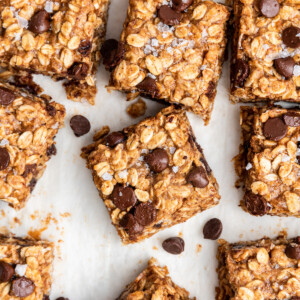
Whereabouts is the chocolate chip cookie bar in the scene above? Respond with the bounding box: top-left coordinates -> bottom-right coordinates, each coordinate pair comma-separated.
105,0 -> 230,123
0,80 -> 65,209
217,234 -> 300,300
117,258 -> 194,299
0,234 -> 54,299
231,0 -> 300,103
234,106 -> 300,217
81,106 -> 220,244
0,0 -> 110,104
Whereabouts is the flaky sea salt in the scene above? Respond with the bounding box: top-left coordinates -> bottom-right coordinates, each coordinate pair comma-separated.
147,73 -> 156,79
118,170 -> 128,179
202,29 -> 208,39
169,147 -> 176,154
45,1 -> 54,13
200,64 -> 207,71
245,163 -> 252,170
172,166 -> 179,173
15,264 -> 27,277
294,65 -> 300,76
102,172 -> 113,181
16,14 -> 28,28
0,139 -> 9,146
282,155 -> 290,162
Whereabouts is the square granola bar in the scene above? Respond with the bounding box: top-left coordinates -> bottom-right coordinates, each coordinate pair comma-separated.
231,0 -> 300,103
106,0 -> 230,123
0,0 -> 110,104
217,235 -> 300,300
82,106 -> 220,244
117,258 -> 194,299
234,106 -> 300,217
0,234 -> 54,300
0,80 -> 65,210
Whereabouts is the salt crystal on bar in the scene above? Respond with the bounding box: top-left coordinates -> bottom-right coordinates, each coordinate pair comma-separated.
200,64 -> 207,70
15,264 -> 27,277
172,166 -> 179,173
45,1 -> 53,13
0,139 -> 9,146
118,170 -> 128,179
102,172 -> 113,181
202,29 -> 208,39
16,15 -> 28,28
294,65 -> 300,76
169,147 -> 176,154
151,39 -> 159,47
282,155 -> 290,162
245,163 -> 252,170
147,73 -> 156,79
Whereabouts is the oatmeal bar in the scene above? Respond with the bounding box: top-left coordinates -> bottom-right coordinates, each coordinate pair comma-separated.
117,258 -> 194,299
0,0 -> 110,104
217,234 -> 300,300
0,80 -> 65,209
0,234 -> 54,300
231,0 -> 300,103
234,106 -> 300,217
106,0 -> 230,123
81,106 -> 219,244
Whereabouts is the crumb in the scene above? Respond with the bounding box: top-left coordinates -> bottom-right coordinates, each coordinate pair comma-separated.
13,217 -> 21,225
153,246 -> 158,250
250,229 -> 254,232
59,212 -> 71,218
126,98 -> 147,118
178,232 -> 183,237
0,226 -> 10,235
196,244 -> 202,254
93,126 -> 110,141
239,234 -> 243,238
1,210 -> 5,217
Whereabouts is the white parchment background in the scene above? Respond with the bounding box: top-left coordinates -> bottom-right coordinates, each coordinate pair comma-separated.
0,0 -> 300,299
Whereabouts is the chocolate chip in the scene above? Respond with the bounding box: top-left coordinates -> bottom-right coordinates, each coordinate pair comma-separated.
28,10 -> 50,34
205,81 -> 215,99
283,112 -> 300,127
285,244 -> 300,259
186,166 -> 208,188
101,39 -> 125,71
0,148 -> 10,171
111,185 -> 137,210
70,115 -> 91,137
22,164 -> 37,178
134,202 -> 157,226
258,0 -> 279,18
203,218 -> 223,240
42,295 -> 50,300
200,157 -> 211,175
10,277 -> 35,297
263,117 -> 287,141
46,144 -> 57,156
67,62 -> 89,80
0,87 -> 15,106
78,39 -> 92,56
120,213 -> 144,236
45,103 -> 56,116
291,297 -> 300,300
233,59 -> 250,87
136,77 -> 159,98
162,237 -> 185,254
158,5 -> 182,26
274,57 -> 295,78
29,178 -> 37,192
105,132 -> 125,148
172,0 -> 193,11
56,298 -> 69,300
244,191 -> 269,216
282,26 -> 300,48
145,148 -> 169,173
0,261 -> 14,282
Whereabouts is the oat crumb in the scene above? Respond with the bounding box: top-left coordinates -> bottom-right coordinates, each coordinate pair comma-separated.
196,244 -> 202,254
126,98 -> 147,118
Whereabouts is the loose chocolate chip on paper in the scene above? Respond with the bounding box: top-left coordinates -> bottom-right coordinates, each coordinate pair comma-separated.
162,237 -> 185,254
134,202 -> 157,226
283,112 -> 300,127
105,132 -> 125,147
70,115 -> 91,137
0,87 -> 15,106
28,10 -> 50,34
285,244 -> 300,259
172,0 -> 193,11
186,166 -> 209,188
263,117 -> 287,141
158,5 -> 182,26
120,213 -> 144,236
136,77 -> 159,98
0,148 -> 10,171
111,185 -> 137,210
233,59 -> 250,87
203,218 -> 223,240
274,57 -> 295,78
67,62 -> 89,80
258,0 -> 279,18
0,261 -> 14,282
78,39 -> 92,56
244,192 -> 269,216
46,144 -> 57,156
10,277 -> 35,297
282,26 -> 300,48
145,148 -> 169,173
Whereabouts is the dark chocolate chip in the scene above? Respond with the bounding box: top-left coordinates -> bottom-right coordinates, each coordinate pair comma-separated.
233,59 -> 250,87
291,297 -> 300,300
274,57 -> 295,78
29,178 -> 37,192
172,0 -> 193,11
158,5 -> 182,26
186,166 -> 209,188
258,0 -> 279,18
263,117 -> 287,141
282,26 -> 300,48
205,81 -> 215,99
111,185 -> 137,210
244,191 -> 269,216
285,244 -> 300,259
203,218 -> 223,240
283,112 -> 300,127
0,261 -> 14,282
162,237 -> 185,254
0,148 -> 10,171
56,298 -> 69,300
46,144 -> 57,156
134,202 -> 157,226
105,132 -> 125,148
136,77 -> 159,98
0,87 -> 15,106
101,39 -> 125,71
42,295 -> 50,300
10,277 -> 35,297
200,157 -> 211,175
14,74 -> 42,95
28,10 -> 50,34
22,164 -> 37,178
45,103 -> 56,117
67,62 -> 89,80
120,213 -> 144,236
78,39 -> 92,56
70,115 -> 91,137
145,148 -> 169,173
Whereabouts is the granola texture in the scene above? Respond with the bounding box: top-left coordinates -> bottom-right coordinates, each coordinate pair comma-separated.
117,258 -> 194,300
0,0 -> 110,104
0,80 -> 65,210
108,0 -> 230,123
217,235 -> 300,300
0,234 -> 54,299
231,0 -> 300,103
82,106 -> 220,244
234,106 -> 300,217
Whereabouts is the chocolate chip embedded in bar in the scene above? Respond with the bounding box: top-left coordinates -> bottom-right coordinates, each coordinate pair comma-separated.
0,0 -> 110,104
230,0 -> 300,103
234,106 -> 300,217
106,0 -> 230,124
217,235 -> 300,300
0,234 -> 54,300
117,258 -> 194,299
81,106 -> 220,244
0,80 -> 65,210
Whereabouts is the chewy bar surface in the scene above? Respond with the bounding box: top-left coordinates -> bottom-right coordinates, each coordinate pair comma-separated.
0,80 -> 65,210
0,235 -> 54,299
231,0 -> 300,103
108,0 -> 230,123
82,106 -> 220,244
0,0 -> 110,104
235,106 -> 300,217
117,258 -> 194,299
217,235 -> 300,300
